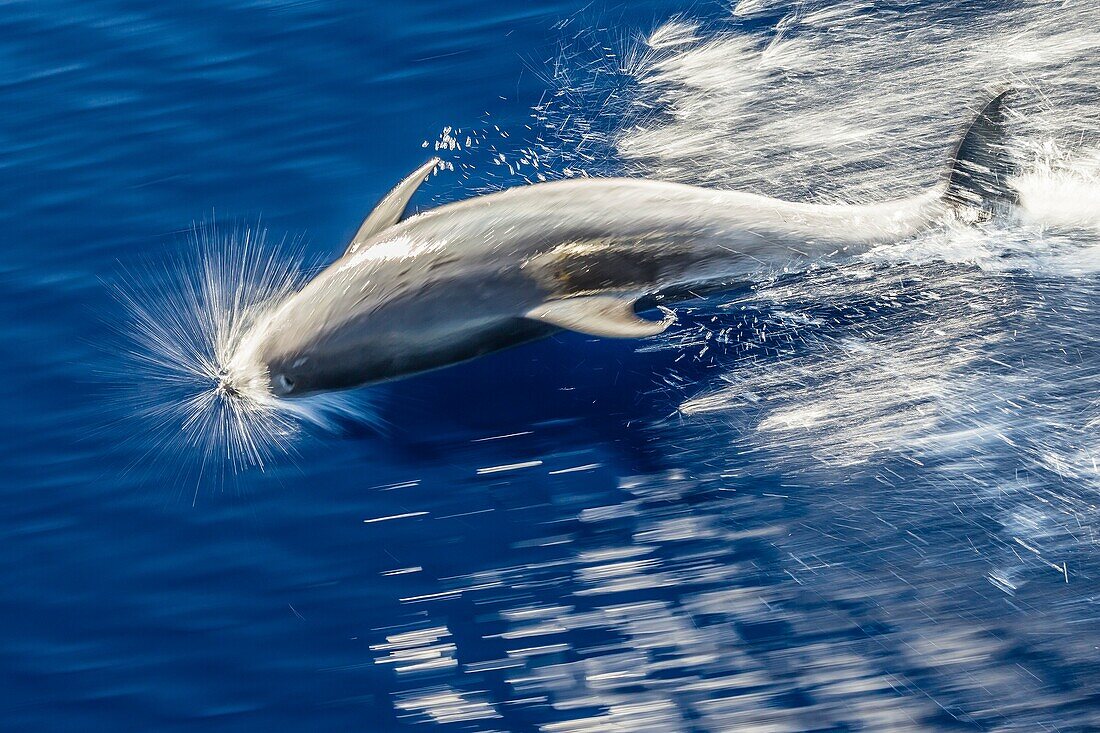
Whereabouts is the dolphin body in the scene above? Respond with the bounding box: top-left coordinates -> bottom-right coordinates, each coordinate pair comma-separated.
227,93 -> 1016,398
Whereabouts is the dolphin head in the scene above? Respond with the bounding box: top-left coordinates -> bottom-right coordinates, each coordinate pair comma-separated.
222,266 -> 410,399
243,335 -> 316,398
225,305 -> 352,399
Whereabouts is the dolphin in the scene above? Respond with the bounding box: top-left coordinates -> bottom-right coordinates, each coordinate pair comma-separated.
226,92 -> 1017,398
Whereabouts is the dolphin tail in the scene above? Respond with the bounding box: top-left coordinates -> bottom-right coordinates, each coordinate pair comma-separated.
943,90 -> 1020,223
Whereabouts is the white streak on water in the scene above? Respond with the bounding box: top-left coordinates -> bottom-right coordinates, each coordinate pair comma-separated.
363,511 -> 429,524
476,460 -> 545,474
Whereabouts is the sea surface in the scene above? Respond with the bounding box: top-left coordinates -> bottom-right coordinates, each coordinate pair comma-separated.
3,0 -> 1099,730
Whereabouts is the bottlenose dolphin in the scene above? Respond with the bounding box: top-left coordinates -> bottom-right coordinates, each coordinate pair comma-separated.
226,92 -> 1017,398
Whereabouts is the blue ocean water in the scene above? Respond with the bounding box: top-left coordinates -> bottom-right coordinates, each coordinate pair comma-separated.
3,0 -> 1099,731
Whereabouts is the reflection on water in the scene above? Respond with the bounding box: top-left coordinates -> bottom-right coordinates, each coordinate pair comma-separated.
364,266 -> 1099,731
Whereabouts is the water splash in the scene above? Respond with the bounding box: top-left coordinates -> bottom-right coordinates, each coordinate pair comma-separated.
610,0 -> 1100,589
106,223 -> 369,494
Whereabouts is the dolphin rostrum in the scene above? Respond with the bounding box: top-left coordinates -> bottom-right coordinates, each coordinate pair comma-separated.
226,92 -> 1017,398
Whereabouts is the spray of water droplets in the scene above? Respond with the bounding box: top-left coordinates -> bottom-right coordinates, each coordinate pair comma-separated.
105,223 -> 373,493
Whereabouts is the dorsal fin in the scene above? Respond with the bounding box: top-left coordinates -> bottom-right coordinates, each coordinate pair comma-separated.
345,158 -> 440,256
524,295 -> 674,338
944,90 -> 1019,223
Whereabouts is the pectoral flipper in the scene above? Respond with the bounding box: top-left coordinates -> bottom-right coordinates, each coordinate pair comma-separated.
524,295 -> 674,338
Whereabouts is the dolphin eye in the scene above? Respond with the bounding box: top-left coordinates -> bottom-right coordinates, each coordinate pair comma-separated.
274,373 -> 295,393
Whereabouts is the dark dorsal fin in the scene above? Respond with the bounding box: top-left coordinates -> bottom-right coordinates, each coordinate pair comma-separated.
944,90 -> 1019,223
